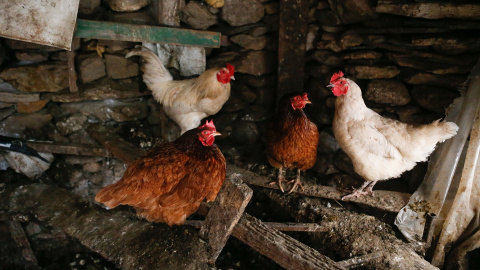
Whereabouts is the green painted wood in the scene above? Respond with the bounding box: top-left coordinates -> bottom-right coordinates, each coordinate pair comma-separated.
74,19 -> 221,48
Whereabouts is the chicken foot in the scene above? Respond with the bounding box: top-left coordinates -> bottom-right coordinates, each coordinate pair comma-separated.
270,168 -> 304,194
341,180 -> 376,200
270,167 -> 287,192
285,168 -> 304,194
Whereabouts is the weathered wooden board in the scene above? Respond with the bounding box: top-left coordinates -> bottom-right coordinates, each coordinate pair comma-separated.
200,176 -> 253,263
74,19 -> 221,48
27,141 -> 111,158
376,1 -> 480,20
276,0 -> 309,104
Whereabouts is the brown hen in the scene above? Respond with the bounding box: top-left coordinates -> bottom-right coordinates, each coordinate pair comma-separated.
95,120 -> 226,226
266,93 -> 319,194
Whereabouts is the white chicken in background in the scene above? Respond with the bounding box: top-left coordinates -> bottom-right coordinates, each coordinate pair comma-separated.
328,71 -> 459,199
126,46 -> 235,134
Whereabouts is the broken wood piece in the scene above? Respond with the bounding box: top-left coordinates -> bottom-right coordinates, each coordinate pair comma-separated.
187,220 -> 328,233
86,124 -> 143,164
376,1 -> 480,20
7,220 -> 39,269
27,141 -> 111,158
226,165 -> 409,213
74,19 -> 221,48
199,175 -> 253,263
67,38 -> 80,93
232,214 -> 345,270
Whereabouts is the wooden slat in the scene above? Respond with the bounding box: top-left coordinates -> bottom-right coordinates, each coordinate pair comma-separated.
200,176 -> 253,263
233,214 -> 345,270
27,141 -> 111,157
67,38 -> 80,93
74,19 -> 221,48
276,0 -> 309,104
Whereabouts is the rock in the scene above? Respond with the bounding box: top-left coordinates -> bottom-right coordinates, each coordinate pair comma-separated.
345,65 -> 400,79
222,95 -> 247,112
106,0 -> 149,12
104,54 -> 139,79
306,77 -> 334,101
56,114 -> 88,136
385,105 -> 422,124
249,26 -> 270,37
147,43 -> 206,76
0,82 -> 40,103
318,130 -> 340,153
232,121 -> 259,144
386,53 -> 471,75
0,102 -> 13,109
316,10 -> 343,26
50,51 -> 68,61
3,151 -> 53,179
0,111 -> 52,138
221,0 -> 265,27
205,0 -> 224,8
404,72 -> 465,89
311,50 -> 343,67
15,52 -> 49,63
365,79 -> 411,106
79,0 -> 101,15
239,85 -> 258,103
17,100 -> 49,113
181,1 -> 218,30
329,0 -> 377,24
234,50 -> 276,76
77,53 -> 107,83
412,37 -> 480,55
344,51 -> 382,60
263,2 -> 279,14
238,105 -> 271,122
306,25 -> 320,51
60,99 -> 148,122
83,162 -> 103,173
230,34 -> 269,50
0,63 -> 69,93
410,86 -> 460,114
0,107 -> 15,121
253,86 -> 275,107
68,129 -> 99,145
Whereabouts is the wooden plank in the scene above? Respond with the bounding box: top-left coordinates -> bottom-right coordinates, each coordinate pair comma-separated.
376,1 -> 480,20
188,220 -> 327,233
277,0 -> 309,104
227,165 -> 410,213
233,214 -> 345,270
27,141 -> 111,157
199,176 -> 253,263
7,220 -> 39,270
74,19 -> 221,48
67,38 -> 80,93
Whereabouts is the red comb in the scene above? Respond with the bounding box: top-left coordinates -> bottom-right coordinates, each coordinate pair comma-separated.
226,63 -> 235,75
199,120 -> 216,131
302,93 -> 309,99
330,71 -> 344,83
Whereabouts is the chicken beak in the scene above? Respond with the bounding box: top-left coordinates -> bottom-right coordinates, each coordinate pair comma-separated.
213,131 -> 222,137
230,75 -> 235,80
305,100 -> 312,104
326,83 -> 334,88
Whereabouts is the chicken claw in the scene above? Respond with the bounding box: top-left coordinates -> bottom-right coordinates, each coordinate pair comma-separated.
286,168 -> 304,194
269,167 -> 287,192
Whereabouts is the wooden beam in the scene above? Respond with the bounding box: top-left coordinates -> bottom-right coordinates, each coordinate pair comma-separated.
27,141 -> 111,158
232,214 -> 345,270
67,38 -> 80,93
227,165 -> 409,213
74,19 -> 221,48
277,0 -> 309,104
199,176 -> 253,263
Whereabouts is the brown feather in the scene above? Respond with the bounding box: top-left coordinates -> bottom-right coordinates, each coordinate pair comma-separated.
95,127 -> 226,226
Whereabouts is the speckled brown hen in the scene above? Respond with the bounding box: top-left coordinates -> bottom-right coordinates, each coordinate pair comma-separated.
95,120 -> 226,226
266,93 -> 319,194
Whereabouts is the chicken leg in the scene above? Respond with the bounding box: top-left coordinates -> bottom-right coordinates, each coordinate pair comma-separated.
286,168 -> 304,194
341,180 -> 376,200
270,167 -> 288,192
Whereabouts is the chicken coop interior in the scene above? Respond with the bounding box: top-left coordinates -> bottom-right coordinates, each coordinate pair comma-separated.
1,0 -> 480,269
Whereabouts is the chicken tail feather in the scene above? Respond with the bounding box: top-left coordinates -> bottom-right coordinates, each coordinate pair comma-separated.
431,120 -> 459,143
126,45 -> 173,84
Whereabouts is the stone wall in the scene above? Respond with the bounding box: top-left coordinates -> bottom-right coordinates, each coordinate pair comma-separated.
0,0 -> 479,195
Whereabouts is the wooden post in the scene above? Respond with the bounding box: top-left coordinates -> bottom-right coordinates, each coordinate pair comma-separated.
67,38 -> 80,93
199,175 -> 253,263
277,0 -> 309,105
